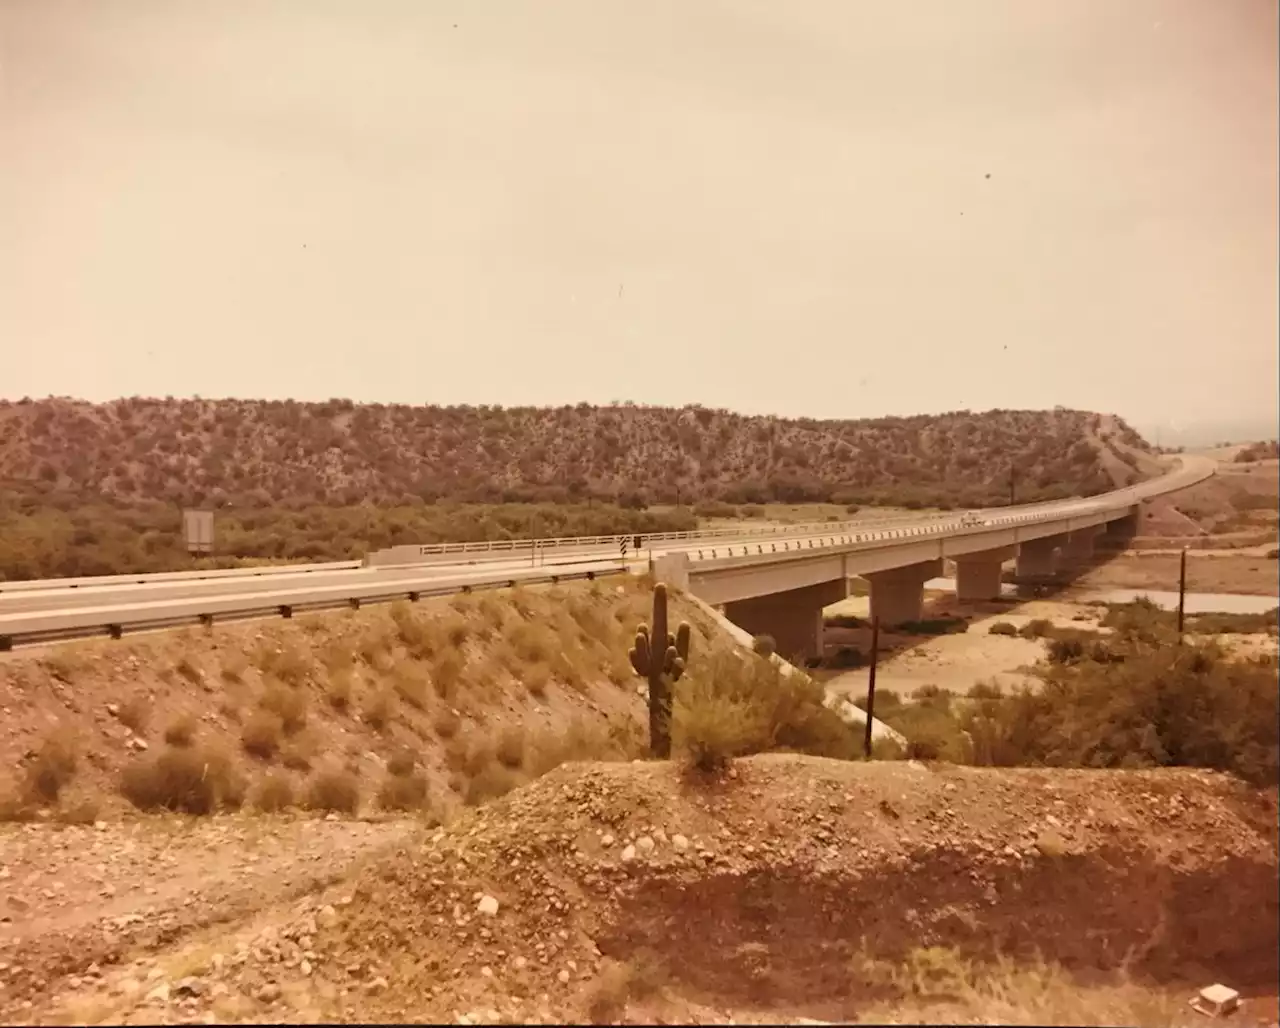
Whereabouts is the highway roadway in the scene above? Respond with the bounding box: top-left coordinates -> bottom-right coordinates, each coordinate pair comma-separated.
0,454 -> 1216,649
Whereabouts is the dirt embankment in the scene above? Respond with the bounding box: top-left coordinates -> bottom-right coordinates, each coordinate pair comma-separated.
1130,457 -> 1278,547
15,757 -> 1276,1027
0,578 -> 728,823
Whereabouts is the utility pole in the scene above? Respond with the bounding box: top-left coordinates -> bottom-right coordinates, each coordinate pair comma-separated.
862,615 -> 881,758
1177,547 -> 1188,641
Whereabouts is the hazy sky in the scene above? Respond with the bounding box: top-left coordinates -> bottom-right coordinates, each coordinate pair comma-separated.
2,0 -> 1277,433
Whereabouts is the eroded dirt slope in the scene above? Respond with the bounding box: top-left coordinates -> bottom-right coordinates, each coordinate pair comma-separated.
20,756 -> 1276,1026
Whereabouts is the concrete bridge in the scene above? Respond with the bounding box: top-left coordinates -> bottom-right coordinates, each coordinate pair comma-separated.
648,456 -> 1213,662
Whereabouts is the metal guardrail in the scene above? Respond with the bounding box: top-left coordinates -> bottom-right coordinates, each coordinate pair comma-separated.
0,563 -> 626,651
0,560 -> 364,594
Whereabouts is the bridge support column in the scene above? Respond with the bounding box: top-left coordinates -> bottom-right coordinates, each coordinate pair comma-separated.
723,580 -> 848,664
953,545 -> 1017,602
1103,505 -> 1140,544
1059,527 -> 1102,565
1016,536 -> 1064,578
866,559 -> 942,627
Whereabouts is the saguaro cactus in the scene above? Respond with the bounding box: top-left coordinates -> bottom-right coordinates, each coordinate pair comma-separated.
629,582 -> 692,758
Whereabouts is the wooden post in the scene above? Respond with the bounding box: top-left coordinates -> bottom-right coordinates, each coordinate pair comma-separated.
863,615 -> 881,758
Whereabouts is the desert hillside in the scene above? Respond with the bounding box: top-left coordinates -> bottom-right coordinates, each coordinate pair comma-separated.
2,574 -> 1277,1024
0,398 -> 1150,509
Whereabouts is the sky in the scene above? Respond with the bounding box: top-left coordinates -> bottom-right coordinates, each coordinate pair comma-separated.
1,0 -> 1277,440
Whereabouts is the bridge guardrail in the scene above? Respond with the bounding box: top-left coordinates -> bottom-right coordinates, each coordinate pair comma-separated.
0,563 -> 626,651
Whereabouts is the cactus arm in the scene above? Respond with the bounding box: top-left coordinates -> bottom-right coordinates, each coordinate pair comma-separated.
675,622 -> 691,662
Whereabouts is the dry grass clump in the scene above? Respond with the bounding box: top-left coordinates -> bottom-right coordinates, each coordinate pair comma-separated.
174,656 -> 202,684
219,650 -> 250,683
119,745 -> 246,815
258,679 -> 308,734
241,710 -> 284,759
377,773 -> 430,812
391,662 -> 430,709
362,688 -> 396,732
584,955 -> 667,1024
987,621 -> 1018,636
163,713 -> 199,748
386,747 -> 418,777
117,694 -> 151,735
252,771 -> 297,812
509,621 -> 555,664
494,725 -> 527,769
2,729 -> 82,815
303,767 -> 360,814
376,769 -> 432,812
253,641 -> 311,685
353,624 -> 395,670
851,946 -> 1184,1027
431,650 -> 467,703
462,762 -> 521,806
28,729 -> 80,802
280,736 -> 315,771
1018,618 -> 1056,640
432,707 -> 461,739
326,666 -> 355,711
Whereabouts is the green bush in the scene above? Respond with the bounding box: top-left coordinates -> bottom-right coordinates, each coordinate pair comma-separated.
965,640 -> 1278,785
1018,618 -> 1056,640
672,652 -> 859,770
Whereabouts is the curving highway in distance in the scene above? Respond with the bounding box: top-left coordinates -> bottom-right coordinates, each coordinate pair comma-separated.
0,455 -> 1215,650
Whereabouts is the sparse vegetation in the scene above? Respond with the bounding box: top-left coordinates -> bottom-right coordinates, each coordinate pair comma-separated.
987,621 -> 1018,636
119,745 -> 246,814
23,729 -> 80,804
870,612 -> 1279,785
252,771 -> 297,812
376,770 -> 431,813
304,768 -> 361,814
116,694 -> 151,735
361,689 -> 396,732
162,713 -> 199,748
0,401 -> 1142,581
240,711 -> 284,759
1234,439 -> 1279,463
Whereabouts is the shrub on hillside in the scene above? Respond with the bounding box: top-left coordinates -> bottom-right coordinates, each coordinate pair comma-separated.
120,745 -> 246,814
672,652 -> 859,770
987,621 -> 1018,637
304,768 -> 360,814
0,400 -> 1146,579
965,641 -> 1279,785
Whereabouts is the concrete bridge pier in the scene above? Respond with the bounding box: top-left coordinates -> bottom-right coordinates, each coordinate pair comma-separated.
723,580 -> 848,664
866,559 -> 942,627
954,545 -> 1017,602
1059,526 -> 1103,565
1015,536 -> 1064,578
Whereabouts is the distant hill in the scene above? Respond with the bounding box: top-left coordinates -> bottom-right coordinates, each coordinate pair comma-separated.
0,398 -> 1151,510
